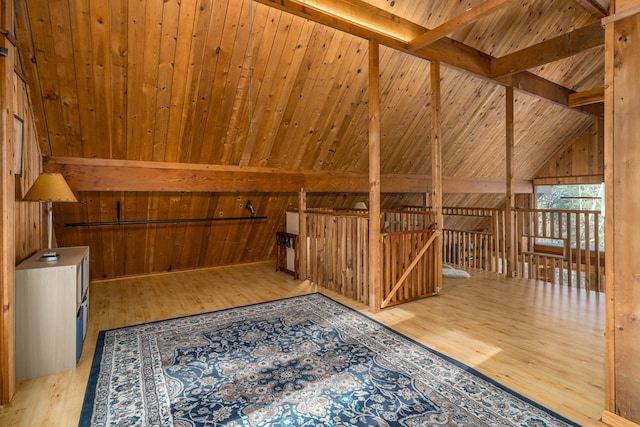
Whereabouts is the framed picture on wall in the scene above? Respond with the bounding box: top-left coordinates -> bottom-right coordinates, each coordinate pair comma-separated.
14,115 -> 23,176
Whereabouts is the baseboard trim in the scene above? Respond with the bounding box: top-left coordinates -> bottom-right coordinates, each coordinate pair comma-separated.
602,410 -> 640,427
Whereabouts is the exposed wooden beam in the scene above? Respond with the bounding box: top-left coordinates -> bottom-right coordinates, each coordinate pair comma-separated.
568,87 -> 605,106
491,22 -> 604,78
408,0 -> 514,51
253,0 -> 492,77
501,72 -> 604,116
601,4 -> 640,25
573,0 -> 609,17
44,157 -> 534,194
254,0 -> 602,117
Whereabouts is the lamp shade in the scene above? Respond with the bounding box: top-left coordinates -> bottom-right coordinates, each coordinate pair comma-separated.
23,173 -> 77,202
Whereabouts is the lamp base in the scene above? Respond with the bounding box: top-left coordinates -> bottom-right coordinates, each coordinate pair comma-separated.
39,251 -> 59,262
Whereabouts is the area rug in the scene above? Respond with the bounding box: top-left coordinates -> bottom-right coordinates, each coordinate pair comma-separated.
80,293 -> 578,426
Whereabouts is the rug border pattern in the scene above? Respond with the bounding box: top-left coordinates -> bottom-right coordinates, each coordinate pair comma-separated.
79,292 -> 579,427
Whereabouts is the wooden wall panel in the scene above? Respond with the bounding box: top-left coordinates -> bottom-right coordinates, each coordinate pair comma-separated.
54,192 -> 299,279
536,119 -> 604,181
14,78 -> 45,262
3,12 -> 45,401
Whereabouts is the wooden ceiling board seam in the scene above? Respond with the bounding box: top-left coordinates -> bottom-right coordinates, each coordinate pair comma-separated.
106,0 -> 128,160
150,0 -> 182,162
236,12 -> 310,167
306,32 -> 366,170
443,96 -> 506,176
242,14 -> 320,168
88,1 -> 115,160
161,0 -> 199,163
262,23 -> 333,169
388,94 -> 431,173
513,99 -> 593,178
218,5 -> 284,166
242,17 -> 315,168
324,38 -> 387,173
26,0 -> 72,157
51,0 -> 85,158
293,31 -> 365,171
187,0 -> 241,165
280,28 -> 352,170
379,61 -> 432,175
14,0 -> 51,155
170,0 -> 216,164
307,34 -> 366,170
314,36 -> 372,172
241,15 -> 308,167
137,0 -> 166,162
207,0 -> 270,163
124,0 -> 147,161
179,0 -> 227,165
320,76 -> 369,172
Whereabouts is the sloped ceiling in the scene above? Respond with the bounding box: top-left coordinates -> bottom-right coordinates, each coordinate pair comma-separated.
14,0 -> 606,278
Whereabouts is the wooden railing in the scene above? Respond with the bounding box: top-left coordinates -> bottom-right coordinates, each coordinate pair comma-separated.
515,209 -> 604,292
305,210 -> 370,305
442,229 -> 493,271
304,209 -> 436,309
440,206 -> 605,292
381,226 -> 438,308
442,207 -> 507,274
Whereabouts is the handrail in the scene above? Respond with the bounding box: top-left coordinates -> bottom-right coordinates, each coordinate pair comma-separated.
381,222 -> 437,237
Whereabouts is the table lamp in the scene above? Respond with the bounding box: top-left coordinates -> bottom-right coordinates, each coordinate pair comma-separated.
22,172 -> 77,261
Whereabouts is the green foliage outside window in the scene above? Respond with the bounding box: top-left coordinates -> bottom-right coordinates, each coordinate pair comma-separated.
535,184 -> 605,251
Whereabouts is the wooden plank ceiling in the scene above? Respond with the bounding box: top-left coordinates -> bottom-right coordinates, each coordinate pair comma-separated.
14,0 -> 607,278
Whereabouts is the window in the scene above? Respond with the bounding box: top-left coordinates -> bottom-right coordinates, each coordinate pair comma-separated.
535,183 -> 604,251
536,183 -> 604,214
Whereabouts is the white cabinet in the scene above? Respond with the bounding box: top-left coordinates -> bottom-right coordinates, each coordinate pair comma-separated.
15,246 -> 90,381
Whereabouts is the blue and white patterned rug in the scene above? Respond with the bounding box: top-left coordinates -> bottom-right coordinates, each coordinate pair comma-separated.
80,293 -> 578,426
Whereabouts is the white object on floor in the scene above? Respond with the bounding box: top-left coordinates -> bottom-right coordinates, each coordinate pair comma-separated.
442,264 -> 470,279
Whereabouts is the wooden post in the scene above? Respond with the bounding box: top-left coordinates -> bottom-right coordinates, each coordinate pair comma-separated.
298,189 -> 307,280
430,60 -> 443,292
368,39 -> 381,313
602,2 -> 640,425
603,8 -> 616,416
505,85 -> 516,277
0,0 -> 17,403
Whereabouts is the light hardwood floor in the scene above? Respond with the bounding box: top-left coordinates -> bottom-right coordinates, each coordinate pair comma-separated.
0,261 -> 605,426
